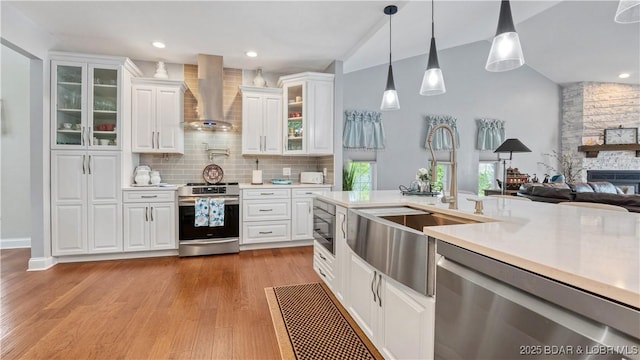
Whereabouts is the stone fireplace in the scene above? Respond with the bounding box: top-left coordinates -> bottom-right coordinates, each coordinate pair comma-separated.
561,82 -> 640,182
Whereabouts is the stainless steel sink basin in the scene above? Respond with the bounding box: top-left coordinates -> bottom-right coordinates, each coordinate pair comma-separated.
381,212 -> 478,232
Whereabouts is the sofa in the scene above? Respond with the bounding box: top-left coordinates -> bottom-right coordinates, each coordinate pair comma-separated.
517,181 -> 640,213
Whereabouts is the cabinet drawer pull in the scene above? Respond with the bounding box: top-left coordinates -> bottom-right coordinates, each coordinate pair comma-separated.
145,207 -> 149,221
260,192 -> 275,195
319,253 -> 327,261
305,192 -> 313,194
259,208 -> 273,212
150,207 -> 154,221
156,132 -> 160,148
82,154 -> 86,174
141,195 -> 158,199
152,131 -> 155,148
258,231 -> 273,235
87,155 -> 92,175
318,268 -> 326,278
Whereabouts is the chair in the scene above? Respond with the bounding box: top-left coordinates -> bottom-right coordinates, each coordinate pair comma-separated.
488,195 -> 532,201
558,202 -> 628,212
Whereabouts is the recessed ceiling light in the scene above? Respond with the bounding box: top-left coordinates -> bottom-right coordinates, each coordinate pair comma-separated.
245,51 -> 258,58
152,41 -> 166,49
619,73 -> 631,79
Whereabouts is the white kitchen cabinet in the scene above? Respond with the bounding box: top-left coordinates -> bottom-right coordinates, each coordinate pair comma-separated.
51,151 -> 122,255
241,188 -> 290,245
240,86 -> 282,155
278,72 -> 334,155
334,205 -> 347,303
344,243 -> 435,360
132,78 -> 186,154
123,190 -> 177,252
50,53 -> 142,151
292,187 -> 330,241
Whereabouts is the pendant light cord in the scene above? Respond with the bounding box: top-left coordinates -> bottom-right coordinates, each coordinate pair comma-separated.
431,0 -> 435,38
389,11 -> 392,64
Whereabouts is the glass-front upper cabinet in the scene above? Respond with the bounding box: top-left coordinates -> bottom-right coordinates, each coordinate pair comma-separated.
52,61 -> 120,150
53,62 -> 86,147
283,81 -> 305,153
90,65 -> 119,149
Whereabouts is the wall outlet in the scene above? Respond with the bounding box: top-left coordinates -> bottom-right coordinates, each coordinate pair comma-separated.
283,167 -> 291,176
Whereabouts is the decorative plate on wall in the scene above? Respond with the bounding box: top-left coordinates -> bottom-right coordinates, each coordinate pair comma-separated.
203,164 -> 224,184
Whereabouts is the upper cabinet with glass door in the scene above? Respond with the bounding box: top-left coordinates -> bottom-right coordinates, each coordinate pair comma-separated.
278,72 -> 334,155
51,52 -> 142,150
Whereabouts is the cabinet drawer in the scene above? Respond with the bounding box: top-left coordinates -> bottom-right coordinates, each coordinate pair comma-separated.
243,199 -> 290,221
293,187 -> 331,198
314,240 -> 335,269
314,257 -> 335,289
242,188 -> 291,200
242,221 -> 291,244
123,191 -> 175,203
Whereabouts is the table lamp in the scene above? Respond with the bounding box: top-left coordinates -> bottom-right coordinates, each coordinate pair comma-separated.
494,138 -> 531,195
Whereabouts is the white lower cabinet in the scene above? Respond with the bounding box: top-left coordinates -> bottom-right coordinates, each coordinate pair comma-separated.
340,210 -> 435,360
123,191 -> 177,251
240,186 -> 330,245
51,151 -> 121,255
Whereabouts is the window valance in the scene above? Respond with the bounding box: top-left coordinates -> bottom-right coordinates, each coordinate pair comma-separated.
343,110 -> 386,150
424,115 -> 460,150
475,118 -> 505,150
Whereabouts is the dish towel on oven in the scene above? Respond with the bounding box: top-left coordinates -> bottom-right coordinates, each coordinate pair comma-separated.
194,198 -> 209,227
209,198 -> 225,227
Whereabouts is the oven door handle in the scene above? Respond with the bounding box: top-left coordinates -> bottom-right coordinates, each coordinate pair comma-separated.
179,199 -> 239,206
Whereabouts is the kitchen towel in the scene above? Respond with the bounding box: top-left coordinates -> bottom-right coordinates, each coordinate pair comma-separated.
194,198 -> 209,227
209,198 -> 225,227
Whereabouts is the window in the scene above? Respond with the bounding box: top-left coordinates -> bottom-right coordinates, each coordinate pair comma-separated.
478,161 -> 498,196
344,161 -> 376,191
430,162 -> 451,193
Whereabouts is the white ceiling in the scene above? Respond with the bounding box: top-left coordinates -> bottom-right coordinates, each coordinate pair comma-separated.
6,1 -> 640,84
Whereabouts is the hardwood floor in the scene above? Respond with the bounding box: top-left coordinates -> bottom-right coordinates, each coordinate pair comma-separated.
1,247 -> 319,359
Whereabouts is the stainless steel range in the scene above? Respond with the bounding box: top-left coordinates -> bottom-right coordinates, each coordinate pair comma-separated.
177,182 -> 240,256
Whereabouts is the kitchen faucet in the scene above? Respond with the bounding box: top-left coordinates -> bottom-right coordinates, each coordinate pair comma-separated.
427,124 -> 457,210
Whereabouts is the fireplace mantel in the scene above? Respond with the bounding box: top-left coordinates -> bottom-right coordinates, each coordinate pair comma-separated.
577,144 -> 640,158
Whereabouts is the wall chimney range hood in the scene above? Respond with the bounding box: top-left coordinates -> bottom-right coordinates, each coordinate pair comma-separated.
183,54 -> 233,131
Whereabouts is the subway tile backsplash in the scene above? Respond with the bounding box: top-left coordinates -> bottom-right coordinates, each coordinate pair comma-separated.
139,66 -> 333,184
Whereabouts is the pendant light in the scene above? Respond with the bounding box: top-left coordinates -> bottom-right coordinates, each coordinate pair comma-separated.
381,5 -> 400,111
615,0 -> 640,23
486,0 -> 525,72
420,0 -> 446,96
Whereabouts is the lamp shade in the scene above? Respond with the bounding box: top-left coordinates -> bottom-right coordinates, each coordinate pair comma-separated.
381,64 -> 400,110
486,0 -> 525,72
420,36 -> 446,95
615,0 -> 640,23
494,138 -> 531,154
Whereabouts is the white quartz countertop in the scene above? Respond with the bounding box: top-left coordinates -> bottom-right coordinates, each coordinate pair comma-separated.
239,183 -> 332,189
122,185 -> 178,191
315,190 -> 640,308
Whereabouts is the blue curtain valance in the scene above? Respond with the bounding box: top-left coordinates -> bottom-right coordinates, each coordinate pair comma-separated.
424,115 -> 460,150
475,118 -> 505,150
343,110 -> 386,150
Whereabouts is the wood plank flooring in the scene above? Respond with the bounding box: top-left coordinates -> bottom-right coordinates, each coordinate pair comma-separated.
1,247 -> 319,359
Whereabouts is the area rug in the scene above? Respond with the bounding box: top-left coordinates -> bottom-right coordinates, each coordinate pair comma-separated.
265,282 -> 383,360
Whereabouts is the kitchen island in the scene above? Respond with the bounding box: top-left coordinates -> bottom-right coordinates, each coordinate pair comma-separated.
313,190 -> 640,359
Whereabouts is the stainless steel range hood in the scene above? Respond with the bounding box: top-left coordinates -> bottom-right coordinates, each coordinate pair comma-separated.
183,54 -> 233,131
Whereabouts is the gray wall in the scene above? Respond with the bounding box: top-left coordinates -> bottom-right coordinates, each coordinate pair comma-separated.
1,44 -> 31,242
344,41 -> 561,192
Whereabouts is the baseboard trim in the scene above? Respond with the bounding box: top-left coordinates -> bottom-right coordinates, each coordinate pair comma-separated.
240,239 -> 313,251
1,237 -> 31,249
55,249 -> 179,263
28,257 -> 56,271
